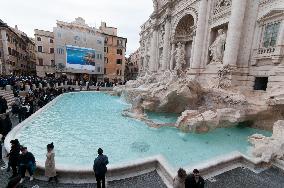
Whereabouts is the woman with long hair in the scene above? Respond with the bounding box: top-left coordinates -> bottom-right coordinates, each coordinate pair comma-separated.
45,142 -> 58,183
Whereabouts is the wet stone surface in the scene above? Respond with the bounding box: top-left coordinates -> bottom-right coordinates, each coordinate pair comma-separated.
205,167 -> 284,188
0,169 -> 167,188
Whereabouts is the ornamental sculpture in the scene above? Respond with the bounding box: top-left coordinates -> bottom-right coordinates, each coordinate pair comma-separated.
213,0 -> 232,15
174,42 -> 186,71
209,29 -> 227,64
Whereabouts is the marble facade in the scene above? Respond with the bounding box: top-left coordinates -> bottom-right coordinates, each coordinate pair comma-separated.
139,0 -> 284,93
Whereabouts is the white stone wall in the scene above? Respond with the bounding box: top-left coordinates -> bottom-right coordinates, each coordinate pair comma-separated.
139,0 -> 284,93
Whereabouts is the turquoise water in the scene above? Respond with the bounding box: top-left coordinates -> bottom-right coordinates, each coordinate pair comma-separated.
17,92 -> 271,168
146,112 -> 179,124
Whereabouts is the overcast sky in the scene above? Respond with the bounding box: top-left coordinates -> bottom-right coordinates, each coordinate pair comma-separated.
1,0 -> 153,55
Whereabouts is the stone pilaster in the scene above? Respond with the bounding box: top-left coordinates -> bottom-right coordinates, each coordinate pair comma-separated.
191,0 -> 208,69
149,26 -> 158,72
170,43 -> 175,70
162,15 -> 171,70
223,0 -> 247,67
273,21 -> 284,64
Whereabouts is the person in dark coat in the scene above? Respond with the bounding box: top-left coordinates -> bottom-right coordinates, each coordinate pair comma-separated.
185,169 -> 205,188
0,96 -> 8,114
18,147 -> 36,183
2,114 -> 12,138
7,139 -> 21,178
93,148 -> 108,188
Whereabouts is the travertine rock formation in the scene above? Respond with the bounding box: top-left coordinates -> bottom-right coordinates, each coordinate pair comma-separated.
249,120 -> 284,163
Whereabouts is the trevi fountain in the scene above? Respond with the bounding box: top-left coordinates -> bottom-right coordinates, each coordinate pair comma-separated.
115,0 -> 284,164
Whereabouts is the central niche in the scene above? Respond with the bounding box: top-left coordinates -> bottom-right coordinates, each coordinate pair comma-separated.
174,14 -> 195,68
174,14 -> 195,41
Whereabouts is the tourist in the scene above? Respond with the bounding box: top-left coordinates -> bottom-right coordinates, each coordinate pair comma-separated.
0,96 -> 8,114
45,142 -> 58,183
173,168 -> 187,188
1,114 -> 12,138
0,134 -> 3,167
184,169 -> 205,188
18,147 -> 36,183
7,139 -> 21,178
93,148 -> 109,188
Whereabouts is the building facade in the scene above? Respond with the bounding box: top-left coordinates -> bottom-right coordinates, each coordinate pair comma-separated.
0,20 -> 36,75
125,49 -> 140,80
139,0 -> 284,93
54,17 -> 104,80
34,29 -> 55,77
99,22 -> 127,82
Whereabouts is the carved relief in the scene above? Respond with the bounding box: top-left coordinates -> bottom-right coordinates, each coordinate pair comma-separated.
159,25 -> 165,47
209,29 -> 227,64
213,0 -> 232,15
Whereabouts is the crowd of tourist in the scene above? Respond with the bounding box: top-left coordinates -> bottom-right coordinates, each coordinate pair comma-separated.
1,138 -> 57,187
0,75 -> 126,91
173,168 -> 205,188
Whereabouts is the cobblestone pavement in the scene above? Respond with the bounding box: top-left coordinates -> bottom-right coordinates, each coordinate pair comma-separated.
205,167 -> 284,188
0,169 -> 167,188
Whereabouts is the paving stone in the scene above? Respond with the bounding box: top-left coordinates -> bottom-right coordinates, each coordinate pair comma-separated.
205,167 -> 284,188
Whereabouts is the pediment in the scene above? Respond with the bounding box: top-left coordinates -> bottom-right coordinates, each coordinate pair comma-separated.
258,9 -> 284,22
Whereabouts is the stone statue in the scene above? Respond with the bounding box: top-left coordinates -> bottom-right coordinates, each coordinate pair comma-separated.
209,29 -> 227,64
174,42 -> 186,72
153,0 -> 158,12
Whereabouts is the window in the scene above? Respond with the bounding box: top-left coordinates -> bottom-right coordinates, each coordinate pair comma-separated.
254,77 -> 268,91
104,38 -> 108,44
97,40 -> 102,45
50,39 -> 54,43
116,59 -> 122,64
104,47 -> 108,53
57,32 -> 61,38
8,47 -> 11,55
50,48 -> 54,54
104,68 -> 106,74
57,48 -> 64,54
97,67 -> 101,72
117,69 -> 119,75
263,22 -> 281,48
104,57 -> 108,64
74,36 -> 80,41
37,37 -> 41,41
38,46 -> 43,52
51,60 -> 55,66
38,58 -> 43,66
117,39 -> 123,46
117,49 -> 123,55
6,34 -> 10,42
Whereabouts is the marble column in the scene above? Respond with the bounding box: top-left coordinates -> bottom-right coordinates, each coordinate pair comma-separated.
149,27 -> 158,72
191,0 -> 208,69
162,15 -> 171,70
170,43 -> 175,70
223,0 -> 247,66
276,22 -> 284,46
272,21 -> 284,64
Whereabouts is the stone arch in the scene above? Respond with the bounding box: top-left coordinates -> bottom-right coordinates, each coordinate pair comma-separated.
171,7 -> 198,40
174,14 -> 195,41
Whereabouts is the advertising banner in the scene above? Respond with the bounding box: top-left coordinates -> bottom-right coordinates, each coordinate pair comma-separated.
66,45 -> 96,71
